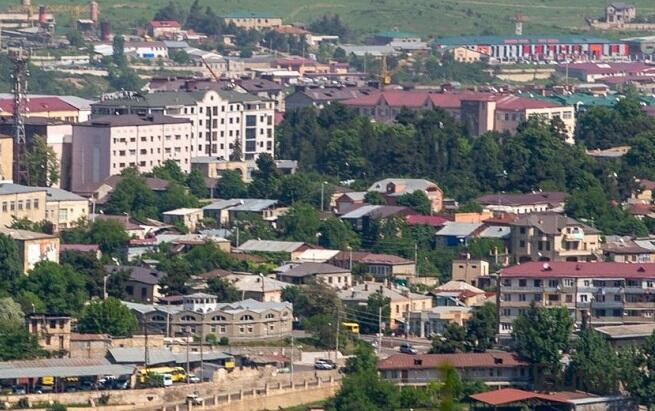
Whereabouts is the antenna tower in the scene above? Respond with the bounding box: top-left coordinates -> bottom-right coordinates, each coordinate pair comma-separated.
9,48 -> 29,183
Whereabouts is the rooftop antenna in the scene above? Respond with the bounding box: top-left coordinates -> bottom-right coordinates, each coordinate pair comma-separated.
9,48 -> 29,184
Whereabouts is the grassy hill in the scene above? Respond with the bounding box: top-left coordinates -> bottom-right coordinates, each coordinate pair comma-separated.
3,0 -> 655,39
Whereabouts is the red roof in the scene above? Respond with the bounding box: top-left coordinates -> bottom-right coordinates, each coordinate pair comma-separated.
471,388 -> 594,406
150,20 -> 181,28
274,111 -> 285,125
378,352 -> 526,370
627,203 -> 654,216
495,95 -> 561,111
0,97 -> 77,114
406,214 -> 450,227
564,62 -> 651,76
501,261 -> 655,279
639,179 -> 655,191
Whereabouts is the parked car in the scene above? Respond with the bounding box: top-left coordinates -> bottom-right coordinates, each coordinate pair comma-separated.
12,385 -> 27,395
399,343 -> 417,355
316,358 -> 337,369
314,360 -> 333,370
186,393 -> 202,405
186,374 -> 201,384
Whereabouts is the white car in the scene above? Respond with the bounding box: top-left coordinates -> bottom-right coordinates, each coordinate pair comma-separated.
314,361 -> 332,370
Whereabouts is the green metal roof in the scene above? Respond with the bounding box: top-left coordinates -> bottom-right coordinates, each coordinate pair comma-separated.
435,35 -> 617,46
374,31 -> 419,39
223,11 -> 278,19
535,93 -> 621,108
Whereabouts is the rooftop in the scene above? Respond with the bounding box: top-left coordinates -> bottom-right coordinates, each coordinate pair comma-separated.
0,228 -> 56,241
501,261 -> 655,279
339,282 -> 426,302
78,114 -> 190,127
223,11 -> 279,19
511,213 -> 600,235
105,265 -> 166,285
0,358 -> 134,380
0,96 -> 78,115
378,352 -> 526,370
435,35 -> 617,46
44,186 -> 87,202
162,207 -> 202,216
477,191 -> 567,207
0,182 -> 45,195
435,221 -> 484,237
368,178 -> 439,195
595,323 -> 655,339
237,239 -> 307,253
276,262 -> 349,277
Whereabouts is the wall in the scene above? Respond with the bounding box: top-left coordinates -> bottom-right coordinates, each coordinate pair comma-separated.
0,136 -> 12,181
0,190 -> 47,228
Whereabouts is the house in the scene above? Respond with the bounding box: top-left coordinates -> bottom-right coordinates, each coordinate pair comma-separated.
71,115 -> 193,192
0,228 -> 59,273
498,262 -> 655,334
0,183 -> 47,228
603,236 -> 655,263
477,191 -> 568,214
338,282 -> 432,328
162,208 -> 203,232
430,280 -> 491,308
334,191 -> 366,215
510,213 -> 602,263
470,388 -> 636,410
493,96 -> 576,143
368,178 -> 443,213
435,222 -> 485,246
225,274 -> 289,302
606,2 -> 636,24
329,251 -> 416,279
285,85 -> 374,111
378,352 -> 529,387
236,239 -> 315,260
275,262 -> 352,288
340,205 -> 412,231
94,214 -> 170,240
106,265 -> 166,303
632,178 -> 655,203
296,249 -> 341,263
596,323 -> 655,347
72,175 -> 170,204
149,20 -> 182,38
69,333 -> 112,359
448,46 -> 489,63
451,259 -> 490,287
221,12 -> 282,30
409,306 -> 473,336
0,97 -> 85,123
125,295 -> 293,341
238,78 -> 286,112
44,187 -> 89,232
26,313 -> 71,354
405,214 -> 450,228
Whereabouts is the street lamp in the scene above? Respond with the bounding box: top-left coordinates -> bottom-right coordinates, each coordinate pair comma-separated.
320,181 -> 328,212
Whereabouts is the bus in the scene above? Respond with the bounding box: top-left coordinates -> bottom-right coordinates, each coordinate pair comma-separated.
138,367 -> 186,383
342,322 -> 360,334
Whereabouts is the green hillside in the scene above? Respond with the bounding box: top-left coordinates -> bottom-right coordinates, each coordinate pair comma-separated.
4,0 -> 655,38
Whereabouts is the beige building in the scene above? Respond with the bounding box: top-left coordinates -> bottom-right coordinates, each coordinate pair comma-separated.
226,274 -> 288,302
27,314 -> 71,354
449,46 -> 489,63
0,227 -> 59,273
162,208 -> 203,232
44,187 -> 89,231
451,259 -> 490,287
124,294 -> 293,341
222,12 -> 282,30
0,183 -> 47,228
339,282 -> 433,329
368,178 -> 444,214
493,96 -> 576,143
276,262 -> 352,289
0,134 -> 12,180
510,213 -> 602,263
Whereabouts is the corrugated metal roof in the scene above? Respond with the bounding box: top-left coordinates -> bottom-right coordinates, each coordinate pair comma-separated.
108,347 -> 176,365
340,204 -> 382,219
435,222 -> 483,237
238,239 -> 305,253
0,358 -> 134,379
228,199 -> 278,212
479,226 -> 511,239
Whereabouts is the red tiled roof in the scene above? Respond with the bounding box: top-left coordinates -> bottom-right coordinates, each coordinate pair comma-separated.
564,62 -> 651,75
639,179 -> 655,191
381,91 -> 430,108
495,95 -> 561,111
378,352 -> 526,370
482,213 -> 519,225
470,388 -> 538,406
150,20 -> 181,28
501,261 -> 655,279
359,253 -> 413,265
0,97 -> 77,114
627,203 -> 654,216
406,214 -> 450,227
275,26 -> 309,35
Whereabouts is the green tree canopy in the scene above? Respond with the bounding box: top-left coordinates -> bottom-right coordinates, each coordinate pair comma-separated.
568,329 -> 620,395
207,277 -> 241,303
22,135 -> 59,186
0,321 -> 44,361
0,233 -> 22,294
214,170 -> 248,199
278,202 -> 321,243
105,168 -> 159,218
20,261 -> 87,315
318,217 -> 360,250
78,297 -> 138,336
512,303 -> 574,365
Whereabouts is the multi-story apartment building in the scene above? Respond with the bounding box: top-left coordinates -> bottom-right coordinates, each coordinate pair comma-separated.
124,293 -> 293,341
499,261 -> 655,335
0,183 -> 47,227
91,90 -> 275,161
44,187 -> 89,231
510,213 -> 602,263
221,12 -> 282,30
70,114 -> 192,192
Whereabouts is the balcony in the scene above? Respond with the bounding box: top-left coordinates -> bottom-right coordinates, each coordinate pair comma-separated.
501,301 -> 536,308
624,302 -> 655,309
501,286 -> 543,293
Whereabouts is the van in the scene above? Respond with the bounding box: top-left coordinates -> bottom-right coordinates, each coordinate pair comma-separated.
162,374 -> 173,387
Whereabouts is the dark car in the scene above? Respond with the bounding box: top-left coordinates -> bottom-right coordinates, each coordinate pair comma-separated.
399,343 -> 417,355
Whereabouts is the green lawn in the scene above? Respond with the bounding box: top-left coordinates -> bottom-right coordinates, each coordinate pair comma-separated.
8,0 -> 655,39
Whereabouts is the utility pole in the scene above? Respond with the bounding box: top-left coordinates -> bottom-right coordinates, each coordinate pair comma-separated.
200,318 -> 204,382
144,315 -> 150,372
186,327 -> 190,384
236,226 -> 240,248
378,305 -> 382,355
290,332 -> 294,385
9,48 -> 29,184
334,310 -> 340,363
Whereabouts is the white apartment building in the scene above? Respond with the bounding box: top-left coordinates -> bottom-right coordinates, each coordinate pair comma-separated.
70,114 -> 192,192
499,261 -> 655,335
91,90 -> 275,161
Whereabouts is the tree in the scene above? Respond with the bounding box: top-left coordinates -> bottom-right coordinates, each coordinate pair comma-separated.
568,329 -> 620,395
622,332 -> 655,407
22,135 -> 59,186
89,219 -> 130,257
20,262 -> 87,315
512,303 -> 573,365
278,202 -> 321,243
186,170 -> 208,198
207,277 -> 241,302
112,35 -> 126,67
77,297 -> 138,336
0,233 -> 22,294
159,182 -> 198,212
248,154 -> 280,198
60,250 -> 107,297
465,302 -> 497,352
214,170 -> 248,199
0,297 -> 24,324
438,363 -> 463,411
364,191 -> 387,205
10,217 -> 53,234
154,1 -> 186,22
105,169 -> 159,218
318,217 -> 360,250
152,160 -> 186,184
430,323 -> 467,353
395,190 -> 432,215
0,321 -> 44,361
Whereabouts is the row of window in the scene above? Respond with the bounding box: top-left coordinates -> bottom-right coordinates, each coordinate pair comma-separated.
1,198 -> 40,212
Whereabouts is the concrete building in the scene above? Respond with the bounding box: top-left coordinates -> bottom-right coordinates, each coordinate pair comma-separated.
378,352 -> 529,387
499,262 -> 655,335
44,187 -> 89,231
368,178 -> 443,214
606,2 -> 636,24
226,274 -> 288,302
105,265 -> 166,303
222,12 -> 282,30
448,46 -> 489,63
236,239 -> 315,261
149,20 -> 182,38
124,295 -> 293,341
510,213 -> 602,263
451,259 -> 490,287
26,313 -> 71,354
275,262 -> 352,288
477,191 -> 568,215
91,90 -> 275,161
162,208 -> 203,232
0,134 -> 12,180
0,228 -> 59,274
408,306 -> 473,336
338,282 -> 432,328
0,97 -> 85,123
70,114 -> 192,192
0,183 -> 47,228
330,251 -> 416,280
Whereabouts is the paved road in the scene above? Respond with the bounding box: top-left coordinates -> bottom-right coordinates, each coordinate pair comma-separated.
359,334 -> 432,358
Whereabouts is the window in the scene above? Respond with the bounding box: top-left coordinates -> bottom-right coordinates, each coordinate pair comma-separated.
519,294 -> 527,301
10,201 -> 15,211
1,202 -> 6,212
25,200 -> 30,209
519,279 -> 527,287
152,315 -> 166,321
212,315 -> 226,321
534,280 -> 542,287
502,279 -> 511,286
580,295 -> 588,302
181,315 -> 196,322
17,201 -> 22,210
240,315 -> 254,321
548,280 -> 559,288
519,240 -> 526,248
265,313 -> 275,319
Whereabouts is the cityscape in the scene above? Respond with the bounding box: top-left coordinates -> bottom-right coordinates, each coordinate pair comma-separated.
0,0 -> 655,410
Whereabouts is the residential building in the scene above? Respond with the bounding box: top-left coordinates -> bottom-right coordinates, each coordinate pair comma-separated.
329,251 -> 416,279
632,178 -> 655,203
451,259 -> 490,287
340,204 -> 412,231
285,85 -> 374,111
430,280 -> 492,307
295,249 -> 341,263
596,323 -> 655,347
334,191 -> 366,215
225,274 -> 288,302
236,239 -> 316,261
70,333 -> 112,359
368,178 -> 443,213
378,352 -> 529,387
275,262 -> 352,288
73,175 -> 170,204
433,35 -> 628,62
510,213 -> 602,262
476,191 -> 568,215
124,295 -> 293,341
0,97 -> 85,123
238,78 -> 286,112
91,90 -> 275,161
70,114 -> 192,192
498,261 -> 655,335
0,228 -> 59,273
435,222 -> 485,246
162,208 -> 203,232
408,306 -> 473,336
556,62 -> 655,82
221,12 -> 282,30
0,134 -> 11,180
603,237 -> 655,263
26,314 -> 71,354
0,183 -> 47,228
44,187 -> 89,231
105,265 -> 166,303
202,198 -> 279,226
338,282 -> 432,328
606,2 -> 636,24
493,96 -> 576,142
470,388 -> 637,410
149,20 -> 182,38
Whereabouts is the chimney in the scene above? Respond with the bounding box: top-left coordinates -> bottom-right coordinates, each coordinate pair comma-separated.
89,1 -> 99,23
38,5 -> 47,25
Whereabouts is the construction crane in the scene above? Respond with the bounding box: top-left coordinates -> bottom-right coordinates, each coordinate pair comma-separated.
379,55 -> 391,89
201,57 -> 221,82
9,48 -> 29,184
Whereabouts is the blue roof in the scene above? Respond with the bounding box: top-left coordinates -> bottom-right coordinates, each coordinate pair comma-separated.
434,35 -> 616,46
